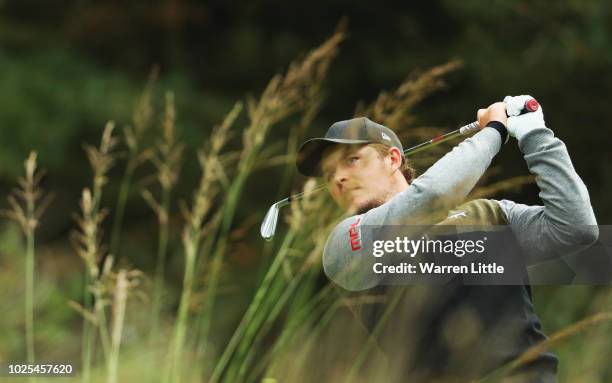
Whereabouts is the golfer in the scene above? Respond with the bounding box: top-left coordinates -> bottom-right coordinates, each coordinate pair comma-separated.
296,95 -> 598,382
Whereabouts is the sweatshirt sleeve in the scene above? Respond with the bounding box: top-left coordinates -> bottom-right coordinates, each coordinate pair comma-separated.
323,127 -> 502,290
497,126 -> 598,264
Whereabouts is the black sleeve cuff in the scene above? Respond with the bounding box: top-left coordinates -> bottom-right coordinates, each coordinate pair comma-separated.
486,121 -> 509,144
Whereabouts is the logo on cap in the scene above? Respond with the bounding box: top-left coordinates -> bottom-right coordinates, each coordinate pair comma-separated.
381,132 -> 391,141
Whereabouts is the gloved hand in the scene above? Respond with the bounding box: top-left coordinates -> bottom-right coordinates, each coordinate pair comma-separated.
504,95 -> 546,140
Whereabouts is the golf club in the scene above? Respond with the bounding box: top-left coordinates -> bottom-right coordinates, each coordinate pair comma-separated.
260,99 -> 539,240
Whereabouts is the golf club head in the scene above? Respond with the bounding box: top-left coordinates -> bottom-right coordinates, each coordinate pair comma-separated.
261,202 -> 281,241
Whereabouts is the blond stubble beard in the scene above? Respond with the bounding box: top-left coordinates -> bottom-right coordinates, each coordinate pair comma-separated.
351,188 -> 398,215
344,175 -> 406,215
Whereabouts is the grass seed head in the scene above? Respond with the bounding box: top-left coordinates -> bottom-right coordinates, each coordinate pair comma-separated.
126,66 -> 159,153
1,151 -> 52,235
85,121 -> 119,197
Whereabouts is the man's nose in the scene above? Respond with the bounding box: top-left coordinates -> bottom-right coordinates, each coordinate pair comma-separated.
333,168 -> 349,190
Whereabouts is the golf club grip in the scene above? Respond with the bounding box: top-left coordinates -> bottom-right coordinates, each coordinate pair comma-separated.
461,98 -> 539,134
521,98 -> 540,114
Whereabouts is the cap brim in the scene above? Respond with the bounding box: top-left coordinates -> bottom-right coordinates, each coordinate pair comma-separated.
296,138 -> 370,177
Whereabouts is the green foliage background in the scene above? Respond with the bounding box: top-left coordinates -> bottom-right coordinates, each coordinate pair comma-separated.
0,1 -> 611,382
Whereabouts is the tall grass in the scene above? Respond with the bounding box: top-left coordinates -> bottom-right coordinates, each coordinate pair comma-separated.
107,269 -> 141,383
72,122 -> 118,383
70,121 -> 146,383
162,101 -> 242,383
2,25 -> 612,383
201,25 -> 346,382
1,151 -> 51,383
476,312 -> 612,383
143,90 -> 184,344
223,180 -> 341,383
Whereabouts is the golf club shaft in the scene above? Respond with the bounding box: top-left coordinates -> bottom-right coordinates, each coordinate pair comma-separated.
262,98 -> 539,239
277,120 -> 480,209
402,121 -> 479,157
260,121 -> 480,240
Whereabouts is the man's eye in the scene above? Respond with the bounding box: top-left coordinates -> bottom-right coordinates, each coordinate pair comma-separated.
347,156 -> 359,164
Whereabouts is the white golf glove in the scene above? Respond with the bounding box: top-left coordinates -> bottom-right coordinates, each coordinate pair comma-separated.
504,95 -> 546,140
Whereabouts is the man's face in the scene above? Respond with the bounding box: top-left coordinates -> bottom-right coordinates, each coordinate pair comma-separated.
321,144 -> 399,214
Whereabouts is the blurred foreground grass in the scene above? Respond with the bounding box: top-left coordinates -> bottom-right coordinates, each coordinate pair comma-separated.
1,26 -> 611,383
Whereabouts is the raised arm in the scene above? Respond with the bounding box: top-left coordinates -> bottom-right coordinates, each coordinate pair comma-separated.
497,95 -> 598,264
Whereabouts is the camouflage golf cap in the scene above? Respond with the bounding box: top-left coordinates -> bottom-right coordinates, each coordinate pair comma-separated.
296,117 -> 404,177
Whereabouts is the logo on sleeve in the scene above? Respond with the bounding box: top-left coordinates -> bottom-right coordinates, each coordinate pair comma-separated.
348,216 -> 362,251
